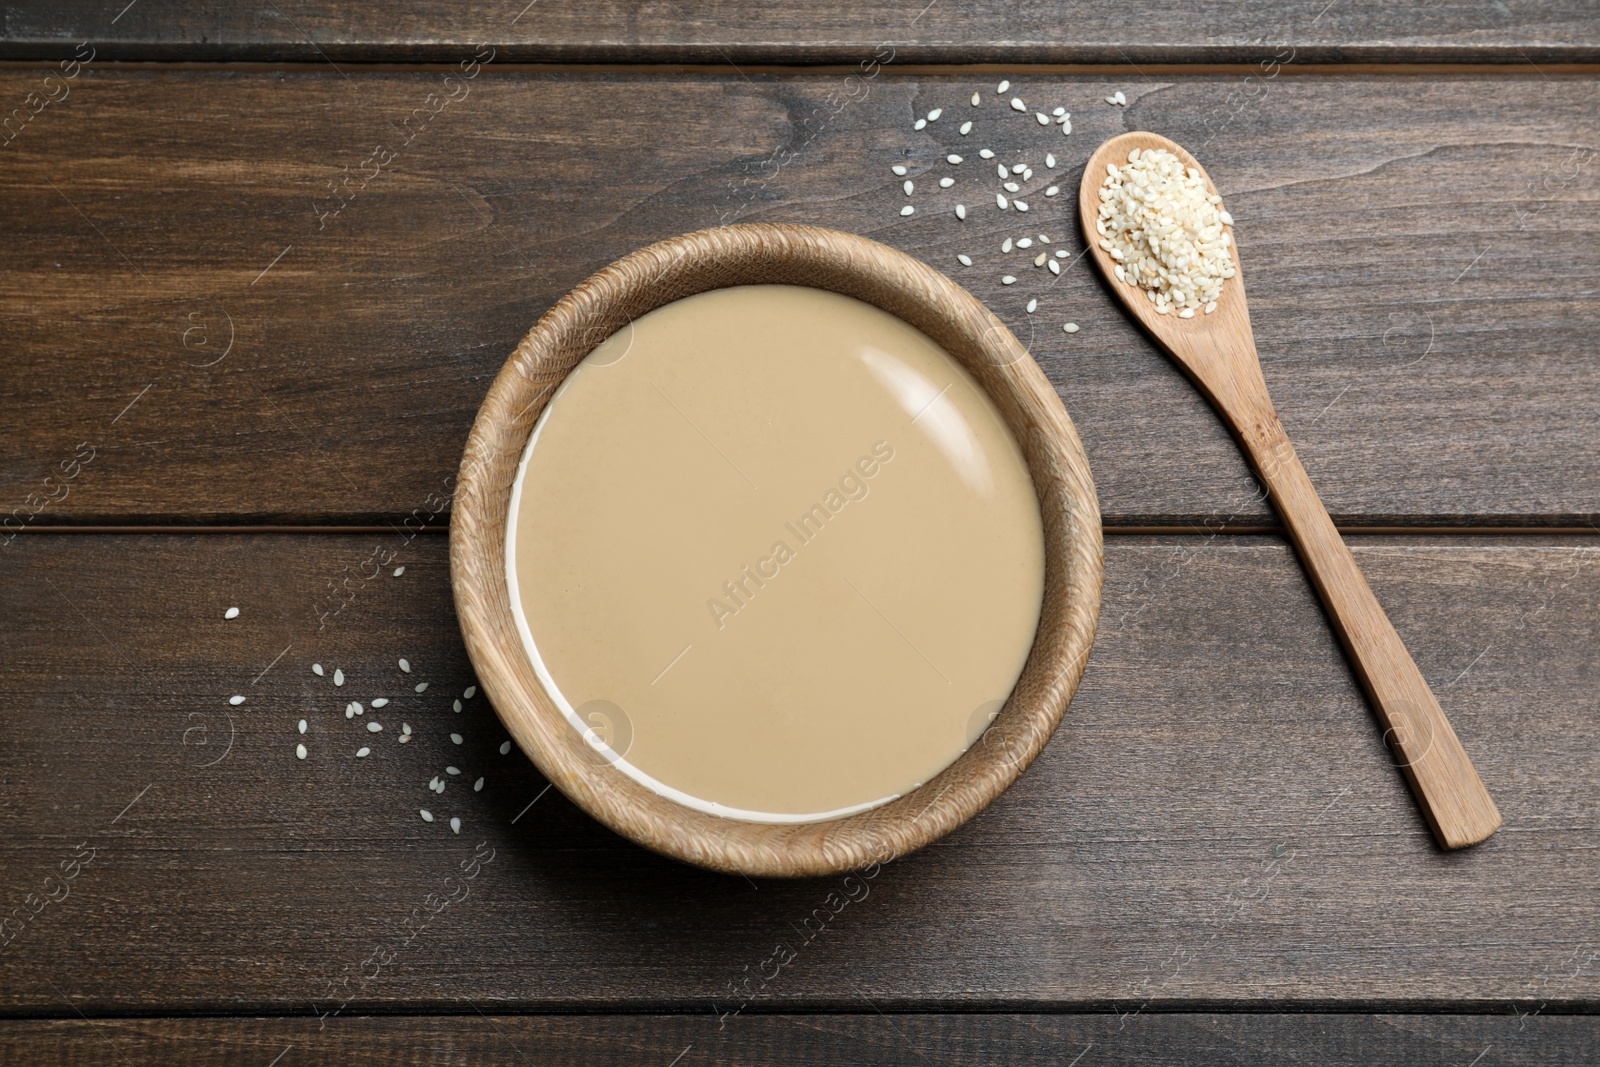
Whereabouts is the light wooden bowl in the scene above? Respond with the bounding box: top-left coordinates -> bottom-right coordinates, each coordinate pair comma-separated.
451,223 -> 1102,878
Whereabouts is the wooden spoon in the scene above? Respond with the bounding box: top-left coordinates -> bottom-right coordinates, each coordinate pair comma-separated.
1077,131 -> 1500,849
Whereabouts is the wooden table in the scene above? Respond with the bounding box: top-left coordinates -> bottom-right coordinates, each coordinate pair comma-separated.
2,4 -> 1597,1062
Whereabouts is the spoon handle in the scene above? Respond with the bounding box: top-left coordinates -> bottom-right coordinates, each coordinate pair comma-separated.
1243,418 -> 1502,849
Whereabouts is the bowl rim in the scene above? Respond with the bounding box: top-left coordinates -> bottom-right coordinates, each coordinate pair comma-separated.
450,223 -> 1102,878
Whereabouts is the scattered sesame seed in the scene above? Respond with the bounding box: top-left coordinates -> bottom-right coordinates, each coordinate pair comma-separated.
1061,120 -> 1073,135
996,163 -> 1007,179
1034,252 -> 1047,267
499,741 -> 512,755
415,682 -> 429,693
903,179 -> 914,195
996,80 -> 1010,93
1010,98 -> 1026,112
1052,107 -> 1066,117
1064,322 -> 1080,333
1046,153 -> 1057,168
1049,260 -> 1061,275
420,809 -> 433,822
350,701 -> 363,716
463,686 -> 476,699
1056,249 -> 1068,258
1179,308 -> 1196,318
1035,112 -> 1048,125
333,669 -> 344,687
356,746 -> 370,757
1220,210 -> 1234,225
1015,200 -> 1030,212
957,254 -> 973,266
402,722 -> 412,734
1115,91 -> 1127,105
367,721 -> 383,732
1017,237 -> 1032,249
312,663 -> 324,676
1010,163 -> 1025,174
996,194 -> 1008,209
1105,94 -> 1118,106
298,719 -> 307,734
1026,298 -> 1038,313
1002,238 -> 1014,253
229,695 -> 245,706
393,566 -> 404,577
1039,233 -> 1051,243
959,121 -> 972,135
946,153 -> 962,164
397,734 -> 411,744
453,699 -> 462,712
398,658 -> 410,673
927,108 -> 942,121
296,743 -> 307,759
1001,275 -> 1017,284
892,164 -> 908,176
939,177 -> 954,188
474,777 -> 484,792
1205,301 -> 1218,314
971,92 -> 981,106
978,149 -> 994,159
955,204 -> 966,219
900,205 -> 915,216
371,697 -> 388,708
913,118 -> 926,130
451,733 -> 464,745
446,766 -> 460,775
1045,186 -> 1060,197
450,817 -> 461,835
224,607 -> 239,620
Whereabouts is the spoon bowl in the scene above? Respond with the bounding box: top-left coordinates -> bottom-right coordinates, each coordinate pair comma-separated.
1079,131 -> 1501,850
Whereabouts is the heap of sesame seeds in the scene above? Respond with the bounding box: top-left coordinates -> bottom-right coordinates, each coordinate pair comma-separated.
1095,147 -> 1235,318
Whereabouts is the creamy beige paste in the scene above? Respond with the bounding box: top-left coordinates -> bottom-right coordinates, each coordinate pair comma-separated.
508,284 -> 1045,822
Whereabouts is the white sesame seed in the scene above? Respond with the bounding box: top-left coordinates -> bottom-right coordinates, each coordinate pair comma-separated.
229,694 -> 245,706
1022,168 -> 1033,181
1105,95 -> 1118,105
357,746 -> 370,757
451,733 -> 464,745
927,108 -> 941,121
1001,275 -> 1017,284
1205,301 -> 1218,314
298,719 -> 307,734
892,164 -> 908,176
397,734 -> 411,744
453,699 -> 462,712
420,809 -> 433,822
996,80 -> 1010,93
1049,260 -> 1061,275
312,663 -> 324,676
1017,237 -> 1032,248
1010,98 -> 1026,112
946,154 -> 962,165
978,149 -> 994,159
1046,154 -> 1057,168
900,205 -> 915,216
955,203 -> 966,219
224,607 -> 239,620
1015,201 -> 1029,212
415,682 -> 428,693
463,686 -> 476,699
959,121 -> 972,135
333,669 -> 344,687
1039,233 -> 1051,243
402,722 -> 412,734
939,177 -> 954,188
296,743 -> 307,759
450,817 -> 461,835
1064,322 -> 1080,333
446,766 -> 460,775
1220,210 -> 1234,225
996,163 -> 1007,178
1056,249 -> 1068,258
1036,112 -> 1049,125
996,194 -> 1008,209
368,721 -> 382,732
392,566 -> 404,577
957,254 -> 973,266
1026,298 -> 1038,313
903,179 -> 914,195
1114,91 -> 1127,105
914,118 -> 926,130
499,741 -> 511,755
398,658 -> 410,673
350,701 -> 363,716
1001,238 -> 1013,252
1010,163 -> 1025,174
1034,252 -> 1047,266
474,777 -> 484,792
1179,308 -> 1196,318
371,697 -> 388,708
1052,107 -> 1065,117
971,92 -> 981,105
1045,186 -> 1060,197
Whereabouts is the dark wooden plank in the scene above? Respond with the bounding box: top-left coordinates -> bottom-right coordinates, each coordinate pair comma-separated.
2,1013 -> 1597,1065
2,1 -> 1598,64
0,532 -> 1595,1012
3,72 -> 1598,529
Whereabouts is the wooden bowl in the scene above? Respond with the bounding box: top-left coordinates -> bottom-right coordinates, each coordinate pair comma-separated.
451,223 -> 1102,878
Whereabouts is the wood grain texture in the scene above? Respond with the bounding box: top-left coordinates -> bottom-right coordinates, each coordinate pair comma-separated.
1,71 -> 1597,529
0,532 -> 1594,1012
2,0 -> 1598,64
2,1013 -> 1596,1065
451,222 -> 1102,876
1078,131 -> 1498,848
